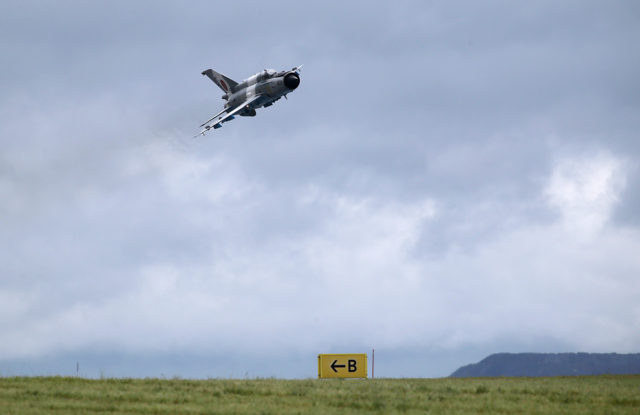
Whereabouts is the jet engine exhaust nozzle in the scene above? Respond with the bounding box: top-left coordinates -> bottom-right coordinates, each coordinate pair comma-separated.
284,73 -> 300,90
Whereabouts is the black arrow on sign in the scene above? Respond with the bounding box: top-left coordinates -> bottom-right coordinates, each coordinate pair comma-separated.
331,360 -> 346,373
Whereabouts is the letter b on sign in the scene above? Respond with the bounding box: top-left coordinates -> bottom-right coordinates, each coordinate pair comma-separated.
348,359 -> 357,372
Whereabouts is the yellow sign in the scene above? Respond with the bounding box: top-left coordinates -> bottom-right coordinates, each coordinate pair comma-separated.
318,353 -> 367,378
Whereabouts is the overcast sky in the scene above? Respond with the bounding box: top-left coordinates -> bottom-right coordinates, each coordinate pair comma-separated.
1,0 -> 639,378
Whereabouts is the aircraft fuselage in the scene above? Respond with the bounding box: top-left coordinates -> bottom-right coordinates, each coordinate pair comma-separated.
226,69 -> 300,114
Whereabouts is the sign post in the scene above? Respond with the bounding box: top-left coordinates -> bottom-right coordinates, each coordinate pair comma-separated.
318,353 -> 368,378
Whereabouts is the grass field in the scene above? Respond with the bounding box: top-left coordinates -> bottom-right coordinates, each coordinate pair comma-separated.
1,375 -> 638,414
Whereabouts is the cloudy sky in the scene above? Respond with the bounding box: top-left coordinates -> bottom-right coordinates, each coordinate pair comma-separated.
1,0 -> 639,378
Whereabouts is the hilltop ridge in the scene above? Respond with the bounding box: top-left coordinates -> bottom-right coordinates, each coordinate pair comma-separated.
450,352 -> 640,377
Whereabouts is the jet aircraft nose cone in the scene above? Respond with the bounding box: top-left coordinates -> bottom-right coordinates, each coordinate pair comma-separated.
284,73 -> 300,90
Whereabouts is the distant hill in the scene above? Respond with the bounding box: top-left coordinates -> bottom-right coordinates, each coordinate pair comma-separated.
450,353 -> 640,377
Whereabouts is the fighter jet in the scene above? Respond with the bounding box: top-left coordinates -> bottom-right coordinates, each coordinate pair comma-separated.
195,65 -> 302,136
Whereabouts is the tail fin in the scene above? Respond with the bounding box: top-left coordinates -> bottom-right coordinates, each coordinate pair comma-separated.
201,69 -> 238,94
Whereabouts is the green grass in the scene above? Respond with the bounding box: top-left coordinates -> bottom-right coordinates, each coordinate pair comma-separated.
0,375 -> 638,414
